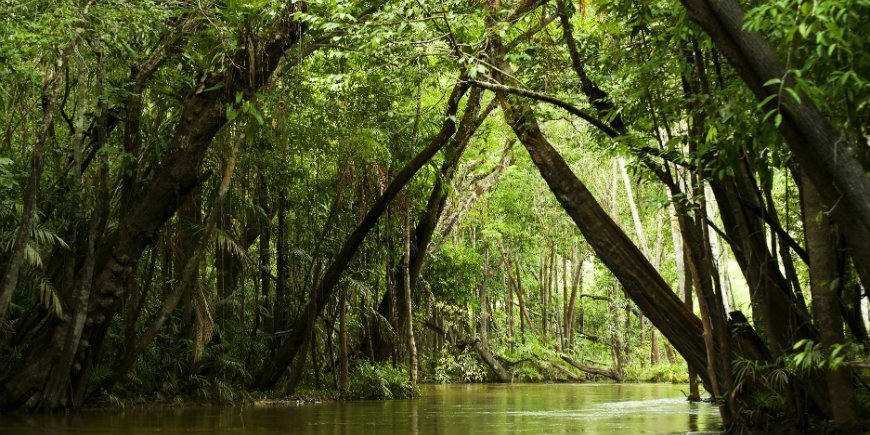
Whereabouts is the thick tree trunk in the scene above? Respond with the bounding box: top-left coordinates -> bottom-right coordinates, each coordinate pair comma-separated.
679,0 -> 870,271
683,250 -> 701,402
802,177 -> 859,431
100,139 -> 240,392
561,354 -> 619,381
474,341 -> 510,382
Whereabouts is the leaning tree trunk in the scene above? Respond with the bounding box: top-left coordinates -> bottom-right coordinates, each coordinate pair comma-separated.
251,78 -> 470,389
483,17 -> 713,388
678,0 -> 870,275
368,88 -> 486,360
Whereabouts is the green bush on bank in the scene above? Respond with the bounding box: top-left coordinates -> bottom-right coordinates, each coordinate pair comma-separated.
345,363 -> 418,400
433,350 -> 487,384
618,363 -> 689,383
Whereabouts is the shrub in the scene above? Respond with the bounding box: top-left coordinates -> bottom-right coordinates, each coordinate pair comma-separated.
346,362 -> 418,400
433,350 -> 487,383
645,363 -> 689,383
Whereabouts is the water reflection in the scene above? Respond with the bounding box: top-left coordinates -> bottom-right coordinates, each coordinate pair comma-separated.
688,402 -> 699,432
0,384 -> 721,434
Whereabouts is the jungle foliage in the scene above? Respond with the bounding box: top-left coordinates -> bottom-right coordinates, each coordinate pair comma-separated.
0,0 -> 868,431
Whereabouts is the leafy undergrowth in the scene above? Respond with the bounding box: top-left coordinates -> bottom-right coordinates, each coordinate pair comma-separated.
345,362 -> 419,400
626,363 -> 691,383
431,350 -> 488,384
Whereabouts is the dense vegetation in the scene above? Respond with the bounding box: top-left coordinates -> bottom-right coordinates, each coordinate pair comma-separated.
1,0 -> 867,431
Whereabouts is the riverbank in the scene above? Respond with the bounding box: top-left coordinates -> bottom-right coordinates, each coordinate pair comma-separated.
80,378 -> 698,413
72,358 -> 695,411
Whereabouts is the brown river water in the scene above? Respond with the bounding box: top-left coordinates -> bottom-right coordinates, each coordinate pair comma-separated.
0,383 -> 721,434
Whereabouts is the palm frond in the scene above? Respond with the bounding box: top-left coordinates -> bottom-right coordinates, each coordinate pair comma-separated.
23,243 -> 43,268
214,227 -> 254,267
20,267 -> 64,318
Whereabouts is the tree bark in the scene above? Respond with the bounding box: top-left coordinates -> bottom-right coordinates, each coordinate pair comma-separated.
802,177 -> 859,431
561,354 -> 619,381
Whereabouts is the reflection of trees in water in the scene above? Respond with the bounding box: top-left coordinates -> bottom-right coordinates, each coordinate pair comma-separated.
688,402 -> 699,432
410,400 -> 419,435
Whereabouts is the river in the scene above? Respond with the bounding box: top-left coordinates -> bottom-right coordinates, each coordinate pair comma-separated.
0,383 -> 721,434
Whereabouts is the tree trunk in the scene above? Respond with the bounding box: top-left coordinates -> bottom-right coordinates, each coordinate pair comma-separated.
368,87 -> 487,360
275,189 -> 288,338
0,37 -> 78,321
338,287 -> 349,392
513,259 -> 528,342
683,251 -> 701,402
565,251 -> 583,348
561,354 -> 619,381
259,173 -> 274,340
480,244 -> 490,345
505,260 -> 514,346
252,79 -> 470,389
679,0 -> 870,272
802,177 -> 859,431
474,342 -> 510,382
403,206 -> 418,386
